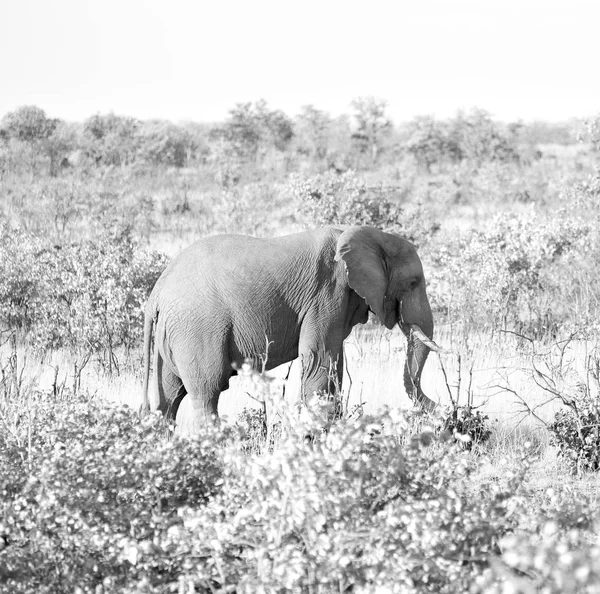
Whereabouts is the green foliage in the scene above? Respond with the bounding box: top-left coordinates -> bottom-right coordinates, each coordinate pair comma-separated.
0,226 -> 167,356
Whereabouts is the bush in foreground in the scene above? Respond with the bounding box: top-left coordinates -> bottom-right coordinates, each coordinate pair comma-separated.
0,393 -> 228,593
2,389 -> 600,593
549,398 -> 600,473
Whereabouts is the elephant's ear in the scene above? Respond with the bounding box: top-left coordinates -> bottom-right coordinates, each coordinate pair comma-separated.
335,226 -> 395,328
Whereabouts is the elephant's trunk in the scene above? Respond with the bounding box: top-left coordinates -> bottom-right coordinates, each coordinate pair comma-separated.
400,293 -> 437,411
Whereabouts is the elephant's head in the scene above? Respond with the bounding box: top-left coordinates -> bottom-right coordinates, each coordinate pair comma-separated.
335,226 -> 437,411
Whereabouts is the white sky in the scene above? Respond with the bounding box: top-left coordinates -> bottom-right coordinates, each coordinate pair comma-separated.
0,0 -> 598,124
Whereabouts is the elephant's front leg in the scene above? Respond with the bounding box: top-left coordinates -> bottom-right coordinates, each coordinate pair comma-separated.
298,337 -> 344,401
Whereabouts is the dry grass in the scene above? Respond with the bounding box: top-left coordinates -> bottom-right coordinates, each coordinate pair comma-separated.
4,318 -> 600,506
4,322 -> 590,430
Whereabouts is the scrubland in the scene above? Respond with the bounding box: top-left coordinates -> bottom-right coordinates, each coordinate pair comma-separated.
1,102 -> 600,592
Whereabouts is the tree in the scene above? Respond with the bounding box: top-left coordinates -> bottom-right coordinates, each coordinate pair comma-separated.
350,97 -> 392,165
135,120 -> 193,167
1,105 -> 62,177
46,121 -> 79,176
209,100 -> 294,163
254,99 -> 294,153
450,108 -> 519,166
403,115 -> 460,172
2,105 -> 59,143
295,105 -> 332,162
181,121 -> 212,165
580,114 -> 600,154
82,113 -> 140,167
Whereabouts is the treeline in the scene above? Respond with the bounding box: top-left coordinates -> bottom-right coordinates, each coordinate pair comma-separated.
0,99 -> 584,180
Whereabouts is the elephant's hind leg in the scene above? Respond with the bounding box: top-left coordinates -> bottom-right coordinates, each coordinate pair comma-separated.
155,350 -> 187,422
177,354 -> 231,428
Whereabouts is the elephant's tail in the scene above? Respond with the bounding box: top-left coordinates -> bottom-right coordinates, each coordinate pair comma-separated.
140,304 -> 156,417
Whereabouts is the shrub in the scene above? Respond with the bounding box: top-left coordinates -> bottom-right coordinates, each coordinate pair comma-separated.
288,170 -> 439,246
0,391 -> 228,593
156,410 -> 526,593
0,226 -> 168,359
549,399 -> 600,472
480,495 -> 600,592
442,405 -> 492,450
4,382 -> 598,593
429,208 -> 590,332
288,170 -> 401,228
0,226 -> 44,330
211,182 -> 285,236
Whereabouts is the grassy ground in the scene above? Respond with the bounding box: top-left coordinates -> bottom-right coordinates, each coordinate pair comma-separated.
5,321 -> 591,434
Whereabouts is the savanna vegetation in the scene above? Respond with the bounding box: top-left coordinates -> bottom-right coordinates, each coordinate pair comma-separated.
1,99 -> 600,592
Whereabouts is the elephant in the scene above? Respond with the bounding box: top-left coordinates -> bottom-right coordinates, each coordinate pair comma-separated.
140,225 -> 438,430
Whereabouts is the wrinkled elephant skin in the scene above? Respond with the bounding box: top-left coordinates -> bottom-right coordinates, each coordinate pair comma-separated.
141,226 -> 436,429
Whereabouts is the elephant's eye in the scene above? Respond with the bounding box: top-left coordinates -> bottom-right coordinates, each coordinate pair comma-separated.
409,279 -> 419,290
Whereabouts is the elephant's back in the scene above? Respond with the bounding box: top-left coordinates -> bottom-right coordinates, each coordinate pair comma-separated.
153,227 -> 345,315
170,229 -> 341,273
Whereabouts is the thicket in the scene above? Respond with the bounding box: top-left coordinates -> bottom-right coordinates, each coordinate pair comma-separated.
0,225 -> 166,365
2,382 -> 600,593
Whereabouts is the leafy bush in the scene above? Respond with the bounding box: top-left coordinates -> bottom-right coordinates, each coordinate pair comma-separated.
442,405 -> 492,450
288,170 -> 439,246
3,381 -> 600,593
480,493 -> 600,593
0,226 -> 167,358
147,411 -> 525,593
289,170 -> 402,228
429,208 -> 590,332
549,399 -> 600,472
209,100 -> 294,164
0,391 -> 228,593
211,182 -> 285,236
449,108 -> 520,167
0,226 -> 44,330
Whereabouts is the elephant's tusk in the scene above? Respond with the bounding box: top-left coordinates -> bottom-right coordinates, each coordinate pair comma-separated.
409,324 -> 447,353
